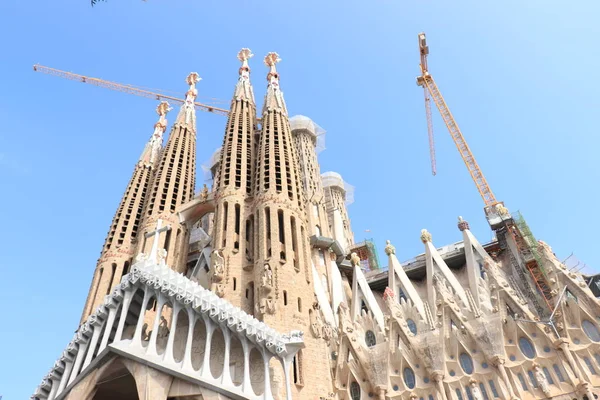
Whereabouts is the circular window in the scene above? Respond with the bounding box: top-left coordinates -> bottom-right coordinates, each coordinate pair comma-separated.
365,330 -> 376,347
403,367 -> 416,389
407,319 -> 417,335
518,337 -> 536,359
350,382 -> 361,400
459,353 -> 474,374
583,320 -> 600,342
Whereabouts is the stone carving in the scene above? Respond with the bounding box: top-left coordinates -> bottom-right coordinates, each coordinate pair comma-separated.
310,303 -> 324,339
384,240 -> 396,255
261,264 -> 273,290
157,316 -> 170,338
350,252 -> 361,268
457,216 -> 470,231
257,264 -> 275,316
469,379 -> 484,400
200,184 -> 209,201
338,302 -> 354,335
533,363 -> 552,397
135,252 -> 148,262
383,287 -> 395,302
157,248 -> 167,266
420,229 -> 432,243
322,322 -> 333,341
210,249 -> 225,298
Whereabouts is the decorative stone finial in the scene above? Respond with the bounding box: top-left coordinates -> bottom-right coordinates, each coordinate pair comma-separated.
350,252 -> 361,267
176,72 -> 201,127
420,229 -> 432,243
458,216 -> 470,231
384,240 -> 396,256
264,52 -> 281,74
383,287 -> 395,301
154,101 -> 172,130
238,48 -> 254,69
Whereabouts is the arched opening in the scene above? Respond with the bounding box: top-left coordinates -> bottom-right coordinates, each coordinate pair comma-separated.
93,359 -> 138,400
172,309 -> 189,363
210,327 -> 225,378
250,347 -> 265,395
121,289 -> 146,341
156,303 -> 173,354
229,336 -> 244,387
270,358 -> 287,400
191,317 -> 207,371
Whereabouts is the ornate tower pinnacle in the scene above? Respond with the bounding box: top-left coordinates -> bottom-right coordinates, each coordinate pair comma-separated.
263,52 -> 287,114
234,48 -> 255,104
175,72 -> 201,128
139,101 -> 172,167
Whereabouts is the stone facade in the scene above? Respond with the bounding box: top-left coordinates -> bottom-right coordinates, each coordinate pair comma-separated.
33,49 -> 600,400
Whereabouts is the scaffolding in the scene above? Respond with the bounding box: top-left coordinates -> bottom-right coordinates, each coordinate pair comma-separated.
350,239 -> 381,272
509,212 -> 554,313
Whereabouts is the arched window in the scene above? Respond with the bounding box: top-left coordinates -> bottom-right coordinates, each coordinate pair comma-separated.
407,319 -> 417,335
365,330 -> 376,347
553,364 -> 565,382
518,337 -> 536,359
583,320 -> 600,342
542,367 -> 554,385
403,367 -> 416,389
459,353 -> 474,375
350,382 -> 361,400
584,357 -> 597,375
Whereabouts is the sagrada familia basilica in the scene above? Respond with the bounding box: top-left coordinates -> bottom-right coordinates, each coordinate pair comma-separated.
31,48 -> 600,400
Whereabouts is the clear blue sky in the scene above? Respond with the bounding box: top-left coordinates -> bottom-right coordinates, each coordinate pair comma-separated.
1,0 -> 599,398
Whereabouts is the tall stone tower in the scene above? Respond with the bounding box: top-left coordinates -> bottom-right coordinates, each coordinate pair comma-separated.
211,48 -> 257,312
137,73 -> 200,273
79,101 -> 171,324
252,53 -> 333,399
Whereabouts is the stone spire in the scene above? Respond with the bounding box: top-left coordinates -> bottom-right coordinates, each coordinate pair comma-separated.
138,101 -> 172,167
79,102 -> 171,324
262,52 -> 288,115
137,73 -> 200,273
210,49 -> 258,312
174,72 -> 201,129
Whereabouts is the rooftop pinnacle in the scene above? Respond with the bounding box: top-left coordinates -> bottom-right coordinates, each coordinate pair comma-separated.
234,48 -> 255,104
262,52 -> 287,115
175,72 -> 201,129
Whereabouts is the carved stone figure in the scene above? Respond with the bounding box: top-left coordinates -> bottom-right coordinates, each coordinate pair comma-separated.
469,379 -> 483,400
157,248 -> 167,265
200,184 -> 209,201
310,305 -> 324,339
533,363 -> 552,397
157,316 -> 169,338
211,249 -> 225,282
420,229 -> 432,243
457,216 -> 470,231
135,252 -> 148,262
384,240 -> 396,256
261,264 -> 273,289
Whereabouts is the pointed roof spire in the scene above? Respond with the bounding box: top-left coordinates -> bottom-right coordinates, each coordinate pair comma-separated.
262,52 -> 288,115
175,72 -> 201,130
139,101 -> 172,167
234,48 -> 255,104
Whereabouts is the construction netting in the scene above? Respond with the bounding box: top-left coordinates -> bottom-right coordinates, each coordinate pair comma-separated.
321,171 -> 355,205
289,115 -> 326,153
350,239 -> 381,272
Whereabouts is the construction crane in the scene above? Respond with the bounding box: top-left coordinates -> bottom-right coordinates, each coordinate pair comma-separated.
32,64 -> 230,116
415,32 -> 555,317
416,34 -> 496,206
